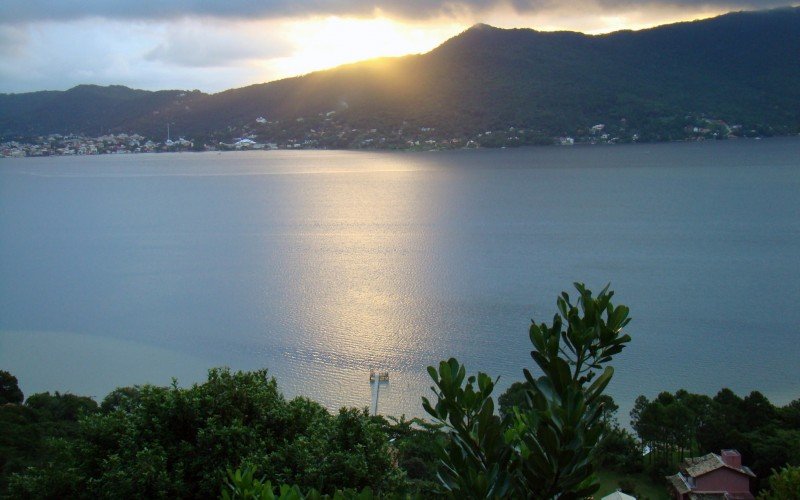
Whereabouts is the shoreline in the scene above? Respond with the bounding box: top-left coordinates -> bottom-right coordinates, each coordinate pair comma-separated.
2,134 -> 797,159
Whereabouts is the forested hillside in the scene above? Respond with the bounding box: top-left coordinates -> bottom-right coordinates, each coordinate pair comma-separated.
1,7 -> 798,146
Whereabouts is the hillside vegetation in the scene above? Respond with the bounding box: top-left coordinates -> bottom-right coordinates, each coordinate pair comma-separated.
1,7 -> 799,147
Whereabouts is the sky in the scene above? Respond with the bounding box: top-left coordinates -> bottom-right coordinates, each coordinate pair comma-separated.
0,1 -> 796,94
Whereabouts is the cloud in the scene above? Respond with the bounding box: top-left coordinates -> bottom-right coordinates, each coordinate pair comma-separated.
0,0 -> 795,24
0,25 -> 28,57
0,19 -> 290,93
144,21 -> 293,68
0,0 -> 478,23
593,0 -> 792,7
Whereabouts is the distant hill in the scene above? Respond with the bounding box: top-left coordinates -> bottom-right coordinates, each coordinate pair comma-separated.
1,7 -> 799,146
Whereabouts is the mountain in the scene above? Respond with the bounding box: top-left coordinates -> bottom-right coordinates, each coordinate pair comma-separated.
0,85 -> 202,138
1,7 -> 799,145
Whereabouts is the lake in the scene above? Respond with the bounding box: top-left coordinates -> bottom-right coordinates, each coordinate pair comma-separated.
1,138 -> 799,422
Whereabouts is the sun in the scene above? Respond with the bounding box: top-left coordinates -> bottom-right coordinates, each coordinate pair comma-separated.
268,17 -> 465,78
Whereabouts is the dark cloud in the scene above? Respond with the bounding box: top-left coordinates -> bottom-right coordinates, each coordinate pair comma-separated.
4,0 -> 790,24
593,0 -> 792,7
0,0 -> 483,23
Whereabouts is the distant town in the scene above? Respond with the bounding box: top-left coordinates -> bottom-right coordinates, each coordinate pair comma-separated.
0,114 -> 757,158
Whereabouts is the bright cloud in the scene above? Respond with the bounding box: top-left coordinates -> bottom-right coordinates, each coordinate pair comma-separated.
144,20 -> 293,68
0,20 -> 287,92
268,17 -> 464,79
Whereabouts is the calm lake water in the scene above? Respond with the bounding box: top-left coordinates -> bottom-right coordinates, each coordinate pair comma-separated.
2,138 -> 799,421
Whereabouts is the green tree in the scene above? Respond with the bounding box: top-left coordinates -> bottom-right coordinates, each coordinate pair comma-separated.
383,415 -> 442,494
631,390 -> 715,469
497,381 -> 531,419
742,391 -> 778,430
0,404 -> 41,492
676,390 -> 712,455
758,465 -> 800,499
8,368 -> 402,499
1,389 -> 98,495
780,399 -> 800,429
630,395 -> 651,459
221,466 -> 379,499
422,283 -> 631,498
0,371 -> 23,405
597,394 -> 619,430
632,387 -> 799,490
99,386 -> 141,413
596,427 -> 642,473
24,392 -> 98,422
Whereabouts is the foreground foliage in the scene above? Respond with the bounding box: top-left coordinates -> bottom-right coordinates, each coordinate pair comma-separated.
757,465 -> 800,499
422,283 -> 631,498
0,371 -> 23,405
221,467 -> 380,500
6,369 -> 401,499
0,388 -> 97,494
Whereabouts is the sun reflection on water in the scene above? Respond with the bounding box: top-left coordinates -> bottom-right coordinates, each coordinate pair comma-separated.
257,154 -> 449,414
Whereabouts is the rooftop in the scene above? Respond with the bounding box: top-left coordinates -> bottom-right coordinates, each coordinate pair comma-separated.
682,453 -> 755,478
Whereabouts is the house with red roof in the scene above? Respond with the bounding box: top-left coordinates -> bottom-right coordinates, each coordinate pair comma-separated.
666,449 -> 755,499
